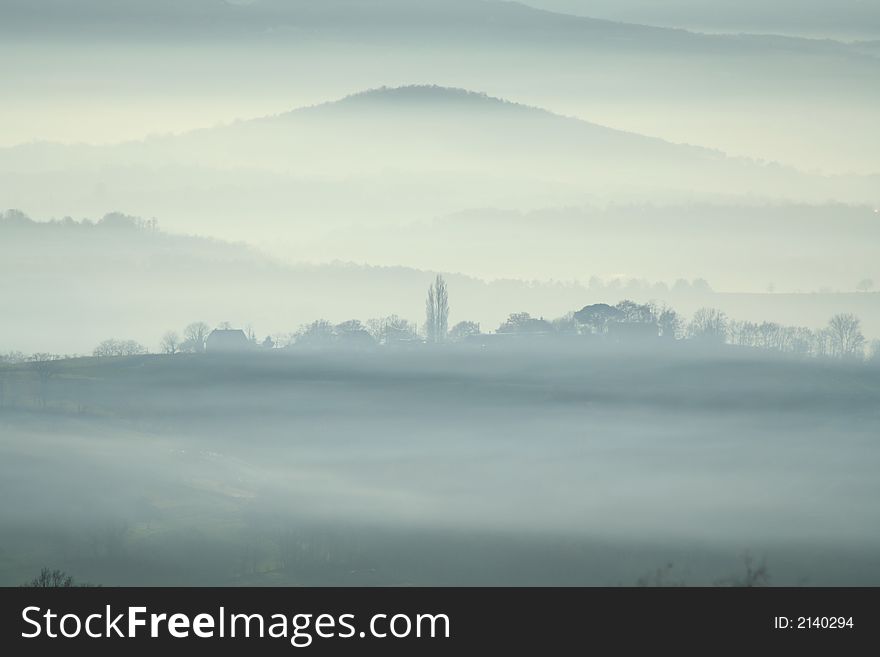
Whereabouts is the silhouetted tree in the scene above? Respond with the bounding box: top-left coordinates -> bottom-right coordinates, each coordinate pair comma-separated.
687,308 -> 728,343
182,321 -> 210,353
0,351 -> 27,365
856,278 -> 874,293
367,315 -> 418,345
756,321 -> 782,350
827,313 -> 865,359
715,552 -> 770,587
23,568 -> 75,588
729,320 -> 758,348
787,327 -> 816,357
295,320 -> 336,347
271,332 -> 294,349
93,339 -> 147,358
551,312 -> 579,335
656,305 -> 682,339
425,275 -> 449,344
636,562 -> 687,587
160,331 -> 181,355
496,312 -> 552,334
448,321 -> 481,341
573,303 -> 623,334
30,354 -> 62,408
335,320 -> 375,347
813,328 -> 833,358
614,299 -> 656,324
691,278 -> 713,293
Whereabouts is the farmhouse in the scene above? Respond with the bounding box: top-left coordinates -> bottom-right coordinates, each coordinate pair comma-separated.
205,329 -> 251,353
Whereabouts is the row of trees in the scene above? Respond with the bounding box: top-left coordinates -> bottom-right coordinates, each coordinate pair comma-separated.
158,277 -> 873,361
108,276 -> 880,361
294,318 -> 404,348
686,308 -> 867,359
229,277 -> 455,349
159,322 -> 212,355
6,275 -> 874,364
435,284 -> 870,361
93,339 -> 148,358
725,314 -> 866,359
1,209 -> 159,233
505,301 -> 871,361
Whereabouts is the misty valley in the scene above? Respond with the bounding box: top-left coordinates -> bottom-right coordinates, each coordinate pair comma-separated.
2,323 -> 880,586
2,0 -> 879,590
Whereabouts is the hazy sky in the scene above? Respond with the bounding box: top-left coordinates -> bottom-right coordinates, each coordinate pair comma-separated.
3,1 -> 880,593
521,0 -> 880,40
2,2 -> 877,173
0,0 -> 877,322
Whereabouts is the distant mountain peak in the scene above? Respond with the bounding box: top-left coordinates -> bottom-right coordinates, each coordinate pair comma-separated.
340,85 -> 507,105
289,84 -> 543,119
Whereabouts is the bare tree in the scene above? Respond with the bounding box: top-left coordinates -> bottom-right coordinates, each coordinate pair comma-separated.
656,305 -> 683,340
367,315 -> 418,345
636,562 -> 687,587
30,354 -> 62,408
856,278 -> 874,293
714,552 -> 770,587
687,308 -> 728,343
729,320 -> 757,348
23,568 -> 75,588
813,328 -> 832,358
425,274 -> 449,344
614,299 -> 656,323
827,313 -> 866,359
755,321 -> 782,350
0,351 -> 28,365
93,339 -> 147,358
183,321 -> 210,353
160,331 -> 181,355
788,327 -> 815,357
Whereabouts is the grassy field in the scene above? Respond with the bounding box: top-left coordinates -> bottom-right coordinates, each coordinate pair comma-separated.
1,345 -> 879,586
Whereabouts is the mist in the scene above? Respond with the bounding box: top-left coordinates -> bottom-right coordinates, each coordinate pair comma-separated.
3,347 -> 880,585
521,1 -> 880,41
2,0 -> 879,588
2,1 -> 879,173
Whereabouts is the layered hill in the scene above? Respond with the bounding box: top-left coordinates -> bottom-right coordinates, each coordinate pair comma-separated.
1,0 -> 873,54
1,86 -> 876,243
2,210 -> 878,355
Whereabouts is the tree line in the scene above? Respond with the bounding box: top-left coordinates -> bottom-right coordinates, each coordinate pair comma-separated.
151,275 -> 877,361
2,275 -> 878,365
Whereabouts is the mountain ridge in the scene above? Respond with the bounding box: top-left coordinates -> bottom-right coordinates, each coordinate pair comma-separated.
0,84 -> 818,174
0,0 -> 873,58
3,208 -> 880,355
0,85 -> 877,250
